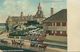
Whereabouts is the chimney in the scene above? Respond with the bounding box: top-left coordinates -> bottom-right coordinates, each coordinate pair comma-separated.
51,8 -> 54,16
21,12 -> 23,18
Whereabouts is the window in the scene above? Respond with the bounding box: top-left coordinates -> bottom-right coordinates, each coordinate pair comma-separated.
56,22 -> 60,26
46,30 -> 51,33
46,30 -> 52,35
57,31 -> 60,34
46,22 -> 52,26
62,22 -> 66,26
55,31 -> 60,35
62,31 -> 67,35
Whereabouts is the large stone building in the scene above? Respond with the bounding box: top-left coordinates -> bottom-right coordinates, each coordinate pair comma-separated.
6,12 -> 28,31
43,9 -> 67,36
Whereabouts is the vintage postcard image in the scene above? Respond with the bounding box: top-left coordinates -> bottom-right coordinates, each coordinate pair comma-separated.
0,0 -> 67,52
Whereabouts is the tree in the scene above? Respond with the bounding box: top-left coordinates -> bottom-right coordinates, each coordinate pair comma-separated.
26,20 -> 40,26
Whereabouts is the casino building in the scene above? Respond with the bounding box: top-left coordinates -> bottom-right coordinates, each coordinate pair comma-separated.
43,9 -> 67,36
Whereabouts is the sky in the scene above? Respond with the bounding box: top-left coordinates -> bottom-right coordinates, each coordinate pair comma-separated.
0,0 -> 66,23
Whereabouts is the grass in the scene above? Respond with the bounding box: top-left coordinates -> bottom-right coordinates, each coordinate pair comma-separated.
45,35 -> 67,44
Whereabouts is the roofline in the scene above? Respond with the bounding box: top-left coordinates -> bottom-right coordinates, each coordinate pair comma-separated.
42,9 -> 67,22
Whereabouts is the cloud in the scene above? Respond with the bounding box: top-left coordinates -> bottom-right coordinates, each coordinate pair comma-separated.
0,0 -> 31,23
0,0 -> 66,23
2,0 -> 31,15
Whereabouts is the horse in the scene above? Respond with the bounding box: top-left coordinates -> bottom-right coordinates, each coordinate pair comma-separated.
0,39 -> 8,44
38,44 -> 48,52
12,40 -> 24,48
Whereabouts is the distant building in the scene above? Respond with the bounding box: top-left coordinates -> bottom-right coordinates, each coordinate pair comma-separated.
34,3 -> 45,24
43,9 -> 67,36
6,3 -> 45,31
6,12 -> 27,31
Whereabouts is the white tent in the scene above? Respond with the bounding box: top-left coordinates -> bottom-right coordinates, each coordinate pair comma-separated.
27,25 -> 37,29
16,25 -> 27,30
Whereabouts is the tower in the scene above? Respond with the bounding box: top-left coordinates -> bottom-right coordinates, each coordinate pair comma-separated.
38,3 -> 42,11
20,12 -> 23,18
34,3 -> 45,23
51,8 -> 54,16
35,3 -> 44,18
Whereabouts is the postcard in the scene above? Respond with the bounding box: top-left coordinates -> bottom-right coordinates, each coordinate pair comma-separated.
0,0 -> 67,52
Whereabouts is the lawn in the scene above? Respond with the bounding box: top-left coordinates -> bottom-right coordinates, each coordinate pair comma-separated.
45,35 -> 67,44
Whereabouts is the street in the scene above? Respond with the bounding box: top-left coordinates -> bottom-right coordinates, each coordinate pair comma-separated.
0,38 -> 67,52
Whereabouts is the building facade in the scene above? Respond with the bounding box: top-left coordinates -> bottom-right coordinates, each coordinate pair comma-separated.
6,12 -> 27,31
43,9 -> 67,36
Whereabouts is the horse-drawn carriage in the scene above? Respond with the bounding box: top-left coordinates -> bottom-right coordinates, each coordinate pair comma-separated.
30,34 -> 48,51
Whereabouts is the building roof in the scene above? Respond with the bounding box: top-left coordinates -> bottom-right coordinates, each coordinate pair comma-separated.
6,16 -> 27,22
35,10 -> 44,18
35,3 -> 44,18
43,9 -> 67,22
